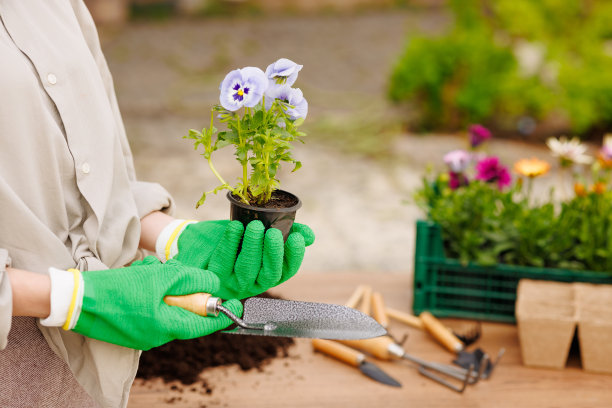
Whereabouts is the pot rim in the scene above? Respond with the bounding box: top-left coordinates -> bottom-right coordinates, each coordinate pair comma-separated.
226,189 -> 302,213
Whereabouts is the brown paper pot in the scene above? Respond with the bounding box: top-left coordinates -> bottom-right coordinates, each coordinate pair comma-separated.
575,283 -> 612,307
576,284 -> 612,374
517,303 -> 576,369
578,317 -> 612,374
516,280 -> 576,369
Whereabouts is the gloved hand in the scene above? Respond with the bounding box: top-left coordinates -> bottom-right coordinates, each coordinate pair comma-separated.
40,256 -> 242,350
172,220 -> 315,299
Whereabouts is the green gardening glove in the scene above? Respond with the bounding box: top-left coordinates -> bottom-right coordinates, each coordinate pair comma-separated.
72,256 -> 242,350
176,220 -> 315,299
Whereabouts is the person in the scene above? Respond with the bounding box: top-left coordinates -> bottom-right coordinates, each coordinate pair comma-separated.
0,1 -> 314,407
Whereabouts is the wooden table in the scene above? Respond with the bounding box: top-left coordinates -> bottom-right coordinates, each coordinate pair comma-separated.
129,272 -> 612,408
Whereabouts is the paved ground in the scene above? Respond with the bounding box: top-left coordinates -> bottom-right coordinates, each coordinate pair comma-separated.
101,10 -> 577,273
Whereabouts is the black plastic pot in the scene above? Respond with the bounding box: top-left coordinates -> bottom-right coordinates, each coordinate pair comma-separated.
227,190 -> 302,241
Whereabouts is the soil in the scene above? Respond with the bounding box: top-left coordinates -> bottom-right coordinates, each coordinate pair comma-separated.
232,190 -> 299,210
136,293 -> 294,388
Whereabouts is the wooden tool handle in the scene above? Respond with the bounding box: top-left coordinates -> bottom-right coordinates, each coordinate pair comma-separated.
386,307 -> 424,330
339,336 -> 400,361
345,284 -> 371,309
164,293 -> 216,317
312,339 -> 364,367
371,292 -> 389,328
359,286 -> 373,315
420,311 -> 463,353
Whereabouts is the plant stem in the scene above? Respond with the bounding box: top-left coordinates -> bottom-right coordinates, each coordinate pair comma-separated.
207,157 -> 227,186
560,168 -> 567,201
209,109 -> 214,135
204,110 -> 228,192
527,176 -> 533,204
261,96 -> 266,123
235,116 -> 249,199
264,145 -> 272,203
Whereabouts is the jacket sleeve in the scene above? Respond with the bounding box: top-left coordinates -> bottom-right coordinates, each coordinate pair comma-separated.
0,249 -> 12,349
69,0 -> 176,219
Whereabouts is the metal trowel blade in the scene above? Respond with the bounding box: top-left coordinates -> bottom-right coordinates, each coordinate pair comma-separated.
223,297 -> 387,340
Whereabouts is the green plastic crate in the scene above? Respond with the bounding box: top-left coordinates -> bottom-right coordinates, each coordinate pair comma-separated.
413,220 -> 612,323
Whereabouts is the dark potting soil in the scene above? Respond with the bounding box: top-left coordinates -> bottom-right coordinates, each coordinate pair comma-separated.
136,293 -> 295,386
233,190 -> 299,209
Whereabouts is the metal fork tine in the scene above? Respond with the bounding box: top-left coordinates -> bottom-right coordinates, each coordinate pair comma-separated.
427,361 -> 481,384
481,348 -> 505,380
417,363 -> 474,393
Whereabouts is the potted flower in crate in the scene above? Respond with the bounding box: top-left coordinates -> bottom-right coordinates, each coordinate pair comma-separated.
413,127 -> 612,323
185,58 -> 307,240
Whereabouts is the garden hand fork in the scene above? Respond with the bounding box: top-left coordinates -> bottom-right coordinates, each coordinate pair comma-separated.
342,285 -> 481,392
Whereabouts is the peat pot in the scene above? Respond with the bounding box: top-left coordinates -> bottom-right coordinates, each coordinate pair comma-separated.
227,190 -> 301,241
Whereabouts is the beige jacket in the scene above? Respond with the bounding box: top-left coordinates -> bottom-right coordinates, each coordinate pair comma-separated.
0,1 -> 174,406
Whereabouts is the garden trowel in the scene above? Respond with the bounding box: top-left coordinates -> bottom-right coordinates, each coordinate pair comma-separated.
164,293 -> 387,340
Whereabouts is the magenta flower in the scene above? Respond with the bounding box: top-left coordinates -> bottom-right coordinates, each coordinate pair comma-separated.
469,124 -> 492,148
449,172 -> 469,190
475,156 -> 511,189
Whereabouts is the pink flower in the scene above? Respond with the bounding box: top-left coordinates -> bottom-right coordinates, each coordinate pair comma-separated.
449,172 -> 469,190
475,156 -> 511,189
469,124 -> 492,148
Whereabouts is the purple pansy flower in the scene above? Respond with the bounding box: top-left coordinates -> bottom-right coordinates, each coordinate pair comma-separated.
219,67 -> 268,111
265,85 -> 308,120
265,58 -> 303,87
443,150 -> 471,173
475,156 -> 511,189
449,172 -> 469,190
469,124 -> 492,148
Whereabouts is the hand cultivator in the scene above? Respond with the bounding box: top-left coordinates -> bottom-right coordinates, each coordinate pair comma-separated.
331,285 -> 504,392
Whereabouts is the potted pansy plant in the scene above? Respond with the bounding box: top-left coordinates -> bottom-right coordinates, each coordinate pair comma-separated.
185,58 -> 307,240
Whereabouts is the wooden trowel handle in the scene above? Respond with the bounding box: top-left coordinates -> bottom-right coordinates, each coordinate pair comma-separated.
345,284 -> 371,309
420,311 -> 463,353
164,293 -> 220,317
359,286 -> 373,315
339,336 -> 401,361
370,291 -> 389,328
312,339 -> 364,367
386,308 -> 424,330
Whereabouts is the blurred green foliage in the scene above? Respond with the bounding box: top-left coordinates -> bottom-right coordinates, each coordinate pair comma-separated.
389,0 -> 612,135
130,1 -> 175,20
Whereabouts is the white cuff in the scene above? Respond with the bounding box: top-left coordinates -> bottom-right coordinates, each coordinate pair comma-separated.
155,219 -> 196,262
40,267 -> 84,329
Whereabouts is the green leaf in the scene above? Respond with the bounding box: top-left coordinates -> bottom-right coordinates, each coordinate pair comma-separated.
236,145 -> 249,163
187,129 -> 202,139
292,161 -> 302,172
252,110 -> 264,127
254,135 -> 266,145
196,192 -> 206,209
215,139 -> 231,149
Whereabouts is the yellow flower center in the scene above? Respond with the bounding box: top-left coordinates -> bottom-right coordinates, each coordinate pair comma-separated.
237,89 -> 244,96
